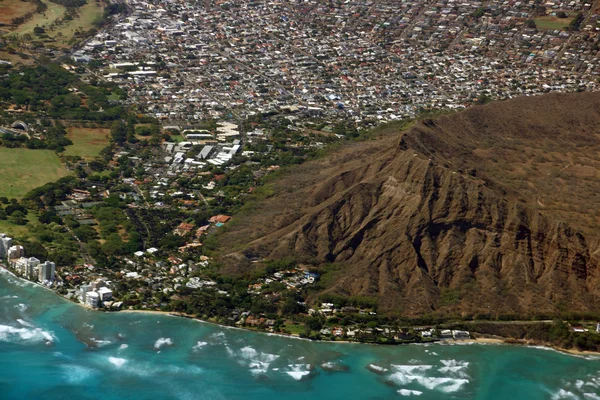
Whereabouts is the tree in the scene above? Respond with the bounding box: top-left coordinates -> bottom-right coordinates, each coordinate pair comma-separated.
9,210 -> 27,225
73,225 -> 99,242
23,241 -> 48,259
110,120 -> 127,144
39,211 -> 61,224
33,27 -> 45,35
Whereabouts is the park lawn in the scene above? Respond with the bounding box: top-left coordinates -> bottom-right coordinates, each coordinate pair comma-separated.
0,211 -> 41,240
0,51 -> 36,66
0,148 -> 70,199
168,134 -> 185,143
50,1 -> 105,47
64,127 -> 110,159
0,0 -> 37,25
11,0 -> 65,36
283,322 -> 306,336
534,14 -> 575,30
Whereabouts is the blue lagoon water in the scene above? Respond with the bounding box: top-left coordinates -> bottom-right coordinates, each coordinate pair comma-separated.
1,269 -> 600,400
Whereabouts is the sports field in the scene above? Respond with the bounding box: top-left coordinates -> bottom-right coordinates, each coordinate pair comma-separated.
0,148 -> 70,198
64,127 -> 110,159
534,14 -> 575,30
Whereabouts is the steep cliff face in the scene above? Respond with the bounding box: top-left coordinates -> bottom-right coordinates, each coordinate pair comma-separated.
220,92 -> 600,317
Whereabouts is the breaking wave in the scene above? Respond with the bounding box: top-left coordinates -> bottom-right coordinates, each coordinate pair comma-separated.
285,364 -> 312,380
0,323 -> 56,345
226,345 -> 280,376
387,362 -> 470,393
154,337 -> 173,350
398,389 -> 423,396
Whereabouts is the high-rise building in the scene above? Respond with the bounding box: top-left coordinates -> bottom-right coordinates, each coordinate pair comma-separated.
38,261 -> 56,283
79,284 -> 92,302
97,287 -> 113,302
14,257 -> 40,279
86,291 -> 100,308
7,245 -> 24,260
0,234 -> 13,258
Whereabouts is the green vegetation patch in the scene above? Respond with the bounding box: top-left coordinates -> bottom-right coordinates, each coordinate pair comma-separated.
11,0 -> 65,36
0,148 -> 70,198
63,127 -> 110,159
534,14 -> 575,30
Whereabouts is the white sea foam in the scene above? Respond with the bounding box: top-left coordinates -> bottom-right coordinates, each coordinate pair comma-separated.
584,394 -> 600,400
391,365 -> 434,374
118,344 -> 129,351
61,364 -> 97,384
439,360 -> 470,378
90,338 -> 112,347
108,356 -> 128,368
551,389 -> 580,400
0,323 -> 55,345
398,389 -> 423,396
249,361 -> 270,375
240,346 -> 258,359
368,364 -> 389,373
14,303 -> 27,312
192,341 -> 208,352
210,332 -> 226,339
389,364 -> 468,393
103,356 -> 203,378
154,337 -> 173,350
286,364 -> 311,380
1,295 -> 18,299
16,319 -> 34,328
228,345 -> 279,375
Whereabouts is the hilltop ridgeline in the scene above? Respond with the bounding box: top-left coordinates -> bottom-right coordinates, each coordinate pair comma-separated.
220,92 -> 600,317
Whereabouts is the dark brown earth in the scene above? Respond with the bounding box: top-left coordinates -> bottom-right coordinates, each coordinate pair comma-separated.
219,91 -> 600,317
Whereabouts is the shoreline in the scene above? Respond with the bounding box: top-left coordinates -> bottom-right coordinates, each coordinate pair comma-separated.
2,267 -> 599,357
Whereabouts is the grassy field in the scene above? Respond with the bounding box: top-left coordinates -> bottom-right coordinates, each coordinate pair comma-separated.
0,148 -> 70,198
0,211 -> 41,239
11,0 -> 65,36
9,0 -> 104,48
0,51 -> 35,66
51,1 -> 104,46
64,127 -> 110,159
534,14 -> 575,30
0,0 -> 37,25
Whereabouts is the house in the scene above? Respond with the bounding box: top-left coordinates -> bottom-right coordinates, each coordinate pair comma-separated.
208,215 -> 232,224
174,222 -> 194,236
452,330 -> 470,339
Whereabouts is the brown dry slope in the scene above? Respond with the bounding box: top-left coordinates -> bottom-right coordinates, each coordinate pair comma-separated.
220,92 -> 600,317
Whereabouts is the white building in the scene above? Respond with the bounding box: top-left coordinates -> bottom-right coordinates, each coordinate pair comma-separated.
38,261 -> 56,283
86,291 -> 100,308
97,287 -> 113,302
79,284 -> 92,302
0,234 -> 13,258
7,245 -> 24,260
14,257 -> 40,279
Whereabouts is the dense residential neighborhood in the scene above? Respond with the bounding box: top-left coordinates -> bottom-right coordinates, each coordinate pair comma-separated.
68,0 -> 599,126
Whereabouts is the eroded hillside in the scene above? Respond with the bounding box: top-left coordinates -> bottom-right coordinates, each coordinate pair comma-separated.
219,92 -> 600,317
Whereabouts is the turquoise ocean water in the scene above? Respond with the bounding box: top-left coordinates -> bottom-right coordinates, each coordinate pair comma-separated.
1,269 -> 600,400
